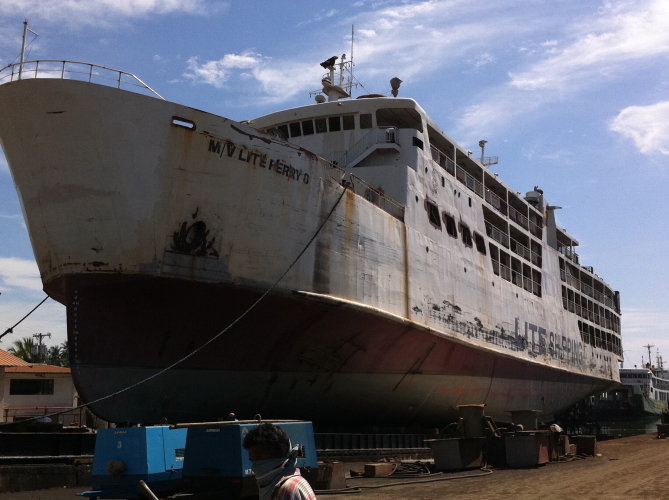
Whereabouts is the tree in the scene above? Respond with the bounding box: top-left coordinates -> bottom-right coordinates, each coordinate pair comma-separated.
50,341 -> 70,367
7,337 -> 70,366
7,336 -> 39,363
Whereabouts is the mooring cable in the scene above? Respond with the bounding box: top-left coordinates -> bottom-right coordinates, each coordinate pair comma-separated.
0,295 -> 50,341
0,185 -> 348,426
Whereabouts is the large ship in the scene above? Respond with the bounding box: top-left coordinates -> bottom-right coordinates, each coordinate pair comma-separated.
0,55 -> 622,426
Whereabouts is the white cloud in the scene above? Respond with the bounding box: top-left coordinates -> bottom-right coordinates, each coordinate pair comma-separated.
0,257 -> 42,292
181,0 -> 538,105
297,8 -> 339,26
183,51 -> 262,88
0,0 -> 227,27
610,100 -> 669,155
471,53 -> 494,70
510,0 -> 669,92
455,0 -> 669,139
0,154 -> 8,173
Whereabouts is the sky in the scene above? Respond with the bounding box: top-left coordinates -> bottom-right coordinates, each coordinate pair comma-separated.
0,0 -> 667,369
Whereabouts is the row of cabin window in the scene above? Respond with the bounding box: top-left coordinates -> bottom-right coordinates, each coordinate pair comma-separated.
276,113 -> 374,139
426,200 -> 486,254
577,320 -> 621,353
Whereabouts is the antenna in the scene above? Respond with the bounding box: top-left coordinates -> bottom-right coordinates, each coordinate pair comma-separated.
645,344 -> 654,368
351,25 -> 354,95
19,19 -> 39,80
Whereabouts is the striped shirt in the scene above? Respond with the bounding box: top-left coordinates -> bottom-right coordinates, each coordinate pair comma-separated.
273,469 -> 316,500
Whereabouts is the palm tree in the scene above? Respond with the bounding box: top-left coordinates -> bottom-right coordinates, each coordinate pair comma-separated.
7,337 -> 39,363
57,341 -> 70,367
7,338 -> 70,366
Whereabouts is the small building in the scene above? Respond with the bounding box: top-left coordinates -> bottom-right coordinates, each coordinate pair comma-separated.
0,349 -> 78,424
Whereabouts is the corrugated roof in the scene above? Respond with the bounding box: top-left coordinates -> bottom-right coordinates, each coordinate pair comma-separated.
6,365 -> 70,373
0,349 -> 30,366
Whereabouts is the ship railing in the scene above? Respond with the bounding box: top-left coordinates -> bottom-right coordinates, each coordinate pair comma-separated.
445,158 -> 455,176
485,222 -> 509,248
430,146 -> 456,176
529,219 -> 543,239
532,279 -> 541,296
3,406 -> 87,426
508,205 -> 529,230
580,281 -> 594,299
456,165 -> 484,198
330,127 -> 398,168
0,60 -> 165,100
566,274 -> 580,289
566,299 -> 581,316
531,250 -> 542,267
558,245 -> 579,264
523,275 -> 533,293
510,237 -> 531,262
494,261 -> 512,282
484,188 -> 508,216
593,289 -> 605,303
349,174 -> 405,222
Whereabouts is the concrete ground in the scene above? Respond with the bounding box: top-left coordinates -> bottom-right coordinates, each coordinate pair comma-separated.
0,434 -> 667,500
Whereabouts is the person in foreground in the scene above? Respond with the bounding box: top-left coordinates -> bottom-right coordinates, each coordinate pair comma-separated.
243,423 -> 317,500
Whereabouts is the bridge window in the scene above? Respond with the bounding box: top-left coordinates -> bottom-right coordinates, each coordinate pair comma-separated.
329,116 -> 341,132
360,113 -> 372,129
315,118 -> 327,133
376,107 -> 423,132
278,124 -> 289,138
289,122 -> 302,137
302,120 -> 314,135
343,115 -> 355,130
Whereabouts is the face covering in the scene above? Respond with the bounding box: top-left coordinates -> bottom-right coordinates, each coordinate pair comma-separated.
251,442 -> 299,500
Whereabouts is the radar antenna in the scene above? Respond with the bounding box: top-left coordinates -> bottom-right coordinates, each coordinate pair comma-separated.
310,26 -> 358,102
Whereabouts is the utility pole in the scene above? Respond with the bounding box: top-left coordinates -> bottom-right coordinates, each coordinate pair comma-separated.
32,332 -> 51,363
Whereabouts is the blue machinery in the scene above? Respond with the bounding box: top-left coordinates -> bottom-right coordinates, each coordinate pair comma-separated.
79,421 -> 318,500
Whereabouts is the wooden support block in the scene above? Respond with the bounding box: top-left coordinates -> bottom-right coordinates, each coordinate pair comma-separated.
364,463 -> 395,477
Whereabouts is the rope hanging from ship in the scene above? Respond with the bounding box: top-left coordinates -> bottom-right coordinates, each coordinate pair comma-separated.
0,295 -> 50,341
0,185 -> 349,426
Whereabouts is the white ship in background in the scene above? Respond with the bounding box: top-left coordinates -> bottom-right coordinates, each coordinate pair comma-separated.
0,46 -> 622,425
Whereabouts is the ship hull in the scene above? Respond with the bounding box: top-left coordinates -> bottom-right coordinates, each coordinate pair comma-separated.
64,273 -> 610,425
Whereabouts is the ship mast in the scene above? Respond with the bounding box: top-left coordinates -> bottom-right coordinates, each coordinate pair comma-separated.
19,19 -> 39,80
644,344 -> 654,369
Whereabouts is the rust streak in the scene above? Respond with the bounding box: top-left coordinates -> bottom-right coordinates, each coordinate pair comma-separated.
402,222 -> 410,319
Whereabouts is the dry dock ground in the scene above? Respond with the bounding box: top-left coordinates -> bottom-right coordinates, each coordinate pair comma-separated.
0,434 -> 668,500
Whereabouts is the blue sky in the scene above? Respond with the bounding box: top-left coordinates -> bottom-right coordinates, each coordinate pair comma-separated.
0,0 -> 667,369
